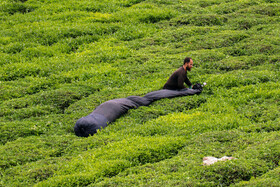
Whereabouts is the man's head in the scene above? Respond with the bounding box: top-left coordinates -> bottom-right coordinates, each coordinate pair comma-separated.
183,57 -> 193,71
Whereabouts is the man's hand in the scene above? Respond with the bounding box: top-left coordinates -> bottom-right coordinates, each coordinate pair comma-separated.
192,83 -> 203,91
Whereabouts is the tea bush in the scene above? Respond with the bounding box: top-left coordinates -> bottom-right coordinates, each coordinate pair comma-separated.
170,14 -> 228,26
35,136 -> 185,186
91,131 -> 280,186
233,167 -> 280,186
113,3 -> 177,23
0,0 -> 279,186
0,1 -> 36,15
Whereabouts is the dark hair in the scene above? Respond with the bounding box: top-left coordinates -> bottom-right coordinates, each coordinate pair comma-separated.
184,57 -> 192,64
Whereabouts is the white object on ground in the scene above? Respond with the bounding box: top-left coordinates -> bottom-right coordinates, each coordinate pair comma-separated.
203,156 -> 235,166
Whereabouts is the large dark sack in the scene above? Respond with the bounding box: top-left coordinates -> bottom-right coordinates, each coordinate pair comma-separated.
74,96 -> 151,137
74,113 -> 109,137
144,88 -> 201,101
93,97 -> 150,122
74,89 -> 202,137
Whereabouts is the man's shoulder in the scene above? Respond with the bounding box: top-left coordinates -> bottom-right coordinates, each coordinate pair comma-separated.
175,66 -> 186,74
169,66 -> 185,78
174,66 -> 184,73
170,67 -> 181,77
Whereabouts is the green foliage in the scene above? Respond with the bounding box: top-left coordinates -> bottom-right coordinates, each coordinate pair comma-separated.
0,0 -> 279,186
233,167 -> 280,186
113,3 -> 177,23
35,136 -> 185,186
0,1 -> 37,15
91,131 -> 280,186
170,14 -> 228,26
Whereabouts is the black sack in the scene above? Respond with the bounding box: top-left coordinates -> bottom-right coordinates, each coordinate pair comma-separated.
74,88 -> 202,137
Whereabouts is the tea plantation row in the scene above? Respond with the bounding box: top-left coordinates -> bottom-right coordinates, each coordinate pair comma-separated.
0,0 -> 279,186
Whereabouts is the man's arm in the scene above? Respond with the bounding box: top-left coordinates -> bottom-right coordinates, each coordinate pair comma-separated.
178,74 -> 186,89
185,77 -> 192,88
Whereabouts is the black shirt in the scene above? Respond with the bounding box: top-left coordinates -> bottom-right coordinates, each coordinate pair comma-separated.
163,66 -> 192,90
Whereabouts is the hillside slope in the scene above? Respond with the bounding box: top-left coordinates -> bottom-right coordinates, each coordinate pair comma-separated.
0,0 -> 279,186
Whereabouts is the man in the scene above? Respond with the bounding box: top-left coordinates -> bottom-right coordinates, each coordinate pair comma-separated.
163,57 -> 193,90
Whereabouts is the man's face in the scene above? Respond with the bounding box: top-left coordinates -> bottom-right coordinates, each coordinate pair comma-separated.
186,59 -> 193,71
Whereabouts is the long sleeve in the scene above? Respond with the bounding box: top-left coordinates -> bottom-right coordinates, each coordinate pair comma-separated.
178,74 -> 186,89
185,76 -> 192,87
